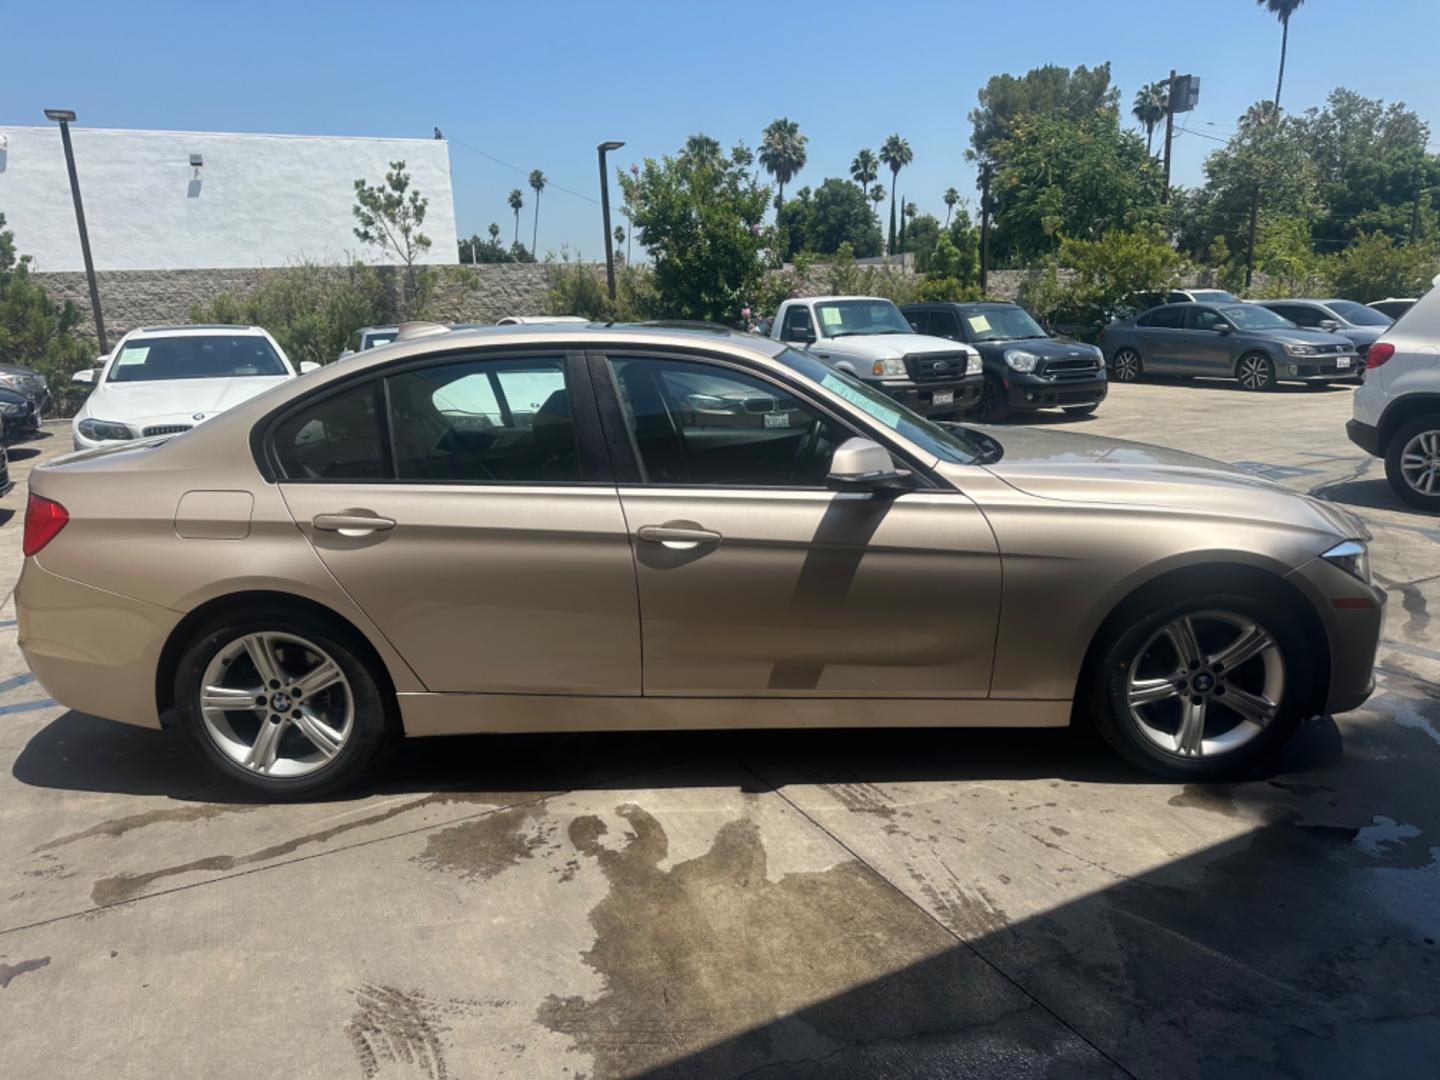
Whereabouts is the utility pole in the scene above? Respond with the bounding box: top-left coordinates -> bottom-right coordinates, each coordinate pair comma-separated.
979,161 -> 992,293
44,108 -> 108,352
1160,70 -> 1176,205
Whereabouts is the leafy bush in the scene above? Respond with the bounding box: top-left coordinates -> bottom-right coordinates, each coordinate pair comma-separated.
1019,226 -> 1186,332
543,254 -> 656,322
0,212 -> 95,407
1329,232 -> 1440,301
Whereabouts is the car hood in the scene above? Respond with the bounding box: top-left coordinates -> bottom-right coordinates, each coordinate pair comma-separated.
972,336 -> 1098,359
1251,327 -> 1355,347
817,332 -> 972,358
80,375 -> 293,425
954,425 -> 1363,540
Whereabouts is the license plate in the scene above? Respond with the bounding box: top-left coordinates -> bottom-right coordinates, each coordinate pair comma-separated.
932,390 -> 954,406
1336,356 -> 1351,369
763,412 -> 790,428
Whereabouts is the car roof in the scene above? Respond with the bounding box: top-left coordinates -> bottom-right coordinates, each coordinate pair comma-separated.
128,324 -> 265,338
902,301 -> 1018,309
356,322 -> 788,361
795,295 -> 889,304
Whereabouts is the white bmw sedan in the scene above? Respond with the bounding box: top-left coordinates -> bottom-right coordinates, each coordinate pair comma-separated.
72,324 -> 317,450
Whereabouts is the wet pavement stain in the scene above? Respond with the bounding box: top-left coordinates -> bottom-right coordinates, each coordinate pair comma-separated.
905,859 -> 1010,939
536,804 -> 1111,1079
33,803 -> 261,852
1166,784 -> 1239,816
818,781 -> 897,818
413,805 -> 556,883
0,955 -> 50,988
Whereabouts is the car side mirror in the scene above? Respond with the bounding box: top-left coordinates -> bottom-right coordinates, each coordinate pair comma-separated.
788,328 -> 816,345
71,368 -> 95,385
299,361 -> 321,373
826,437 -> 912,494
338,349 -> 354,360
1216,323 -> 1233,335
1319,319 -> 1340,332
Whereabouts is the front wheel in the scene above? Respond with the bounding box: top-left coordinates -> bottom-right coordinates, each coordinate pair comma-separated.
1385,415 -> 1440,512
1086,594 -> 1313,779
173,611 -> 393,799
967,374 -> 1011,422
1236,352 -> 1277,391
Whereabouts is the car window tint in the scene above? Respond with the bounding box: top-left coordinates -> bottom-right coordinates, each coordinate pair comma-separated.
1185,306 -> 1225,331
1146,306 -> 1184,329
932,311 -> 963,340
781,306 -> 813,341
272,381 -> 386,481
906,311 -> 931,335
386,357 -> 579,483
1277,304 -> 1321,327
607,356 -> 849,487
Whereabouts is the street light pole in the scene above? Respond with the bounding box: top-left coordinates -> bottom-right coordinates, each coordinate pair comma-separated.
1161,70 -> 1176,205
597,140 -> 625,302
44,109 -> 108,353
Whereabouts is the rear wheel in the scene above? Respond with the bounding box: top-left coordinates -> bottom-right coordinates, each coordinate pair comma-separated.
174,611 -> 392,799
1086,592 -> 1313,779
968,374 -> 1011,422
1236,352 -> 1276,391
1111,348 -> 1142,383
1385,415 -> 1440,512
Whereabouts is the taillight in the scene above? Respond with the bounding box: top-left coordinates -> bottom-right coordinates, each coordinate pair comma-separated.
1366,342 -> 1395,369
23,493 -> 69,557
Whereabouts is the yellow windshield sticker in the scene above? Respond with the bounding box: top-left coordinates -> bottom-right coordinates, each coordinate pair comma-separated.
819,306 -> 843,328
966,315 -> 991,332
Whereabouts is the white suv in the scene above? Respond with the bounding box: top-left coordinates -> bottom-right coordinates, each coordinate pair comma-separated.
1348,284 -> 1440,511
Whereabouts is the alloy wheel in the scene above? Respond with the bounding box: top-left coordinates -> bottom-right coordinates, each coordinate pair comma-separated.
199,631 -> 354,778
1237,355 -> 1273,391
1399,428 -> 1440,496
1113,350 -> 1141,382
1126,611 -> 1284,759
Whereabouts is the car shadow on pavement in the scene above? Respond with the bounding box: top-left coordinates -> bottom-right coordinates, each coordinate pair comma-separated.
1312,476 -> 1432,518
6,446 -> 45,461
11,707 -> 1346,806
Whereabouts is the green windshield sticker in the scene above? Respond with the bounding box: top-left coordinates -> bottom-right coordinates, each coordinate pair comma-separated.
819,306 -> 843,328
966,315 -> 991,332
114,345 -> 150,366
821,373 -> 902,427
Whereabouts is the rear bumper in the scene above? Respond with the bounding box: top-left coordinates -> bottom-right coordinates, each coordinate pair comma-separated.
1285,556 -> 1385,715
16,559 -> 180,729
1346,418 -> 1381,457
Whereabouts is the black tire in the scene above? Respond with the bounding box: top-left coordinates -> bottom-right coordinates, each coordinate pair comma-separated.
1235,352 -> 1277,391
1111,348 -> 1143,383
1084,590 -> 1314,780
173,609 -> 393,800
968,373 -> 1012,422
1384,414 -> 1440,513
1063,403 -> 1100,417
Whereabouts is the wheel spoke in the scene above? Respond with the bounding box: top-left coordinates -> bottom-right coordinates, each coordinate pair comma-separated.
1167,616 -> 1204,669
292,708 -> 344,759
242,633 -> 285,688
293,659 -> 343,701
245,718 -> 288,773
201,685 -> 263,712
1129,676 -> 1181,707
1209,622 -> 1272,672
1177,697 -> 1207,756
1221,682 -> 1277,726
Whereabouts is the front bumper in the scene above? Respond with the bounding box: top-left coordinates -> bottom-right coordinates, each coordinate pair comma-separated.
16,558 -> 181,730
1280,355 -> 1359,381
875,375 -> 983,416
1285,554 -> 1385,715
1005,371 -> 1108,411
1346,418 -> 1381,457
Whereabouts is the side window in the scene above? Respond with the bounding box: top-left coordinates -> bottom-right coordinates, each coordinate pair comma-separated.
932,311 -> 963,341
272,381 -> 386,480
905,310 -> 929,334
781,306 -> 814,342
1146,306 -> 1184,329
1186,306 -> 1224,331
386,357 -> 579,483
607,356 -> 851,488
1286,306 -> 1322,327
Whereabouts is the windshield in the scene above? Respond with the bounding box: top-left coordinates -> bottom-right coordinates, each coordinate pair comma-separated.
775,349 -> 983,465
1190,290 -> 1238,303
813,299 -> 912,338
958,306 -> 1047,342
1326,300 -> 1391,326
108,335 -> 289,383
1221,305 -> 1294,330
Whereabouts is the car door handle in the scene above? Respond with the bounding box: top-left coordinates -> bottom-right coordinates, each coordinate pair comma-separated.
637,523 -> 722,549
312,512 -> 396,535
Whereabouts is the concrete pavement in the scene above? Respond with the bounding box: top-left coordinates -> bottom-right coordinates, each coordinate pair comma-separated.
1,383 -> 1437,1079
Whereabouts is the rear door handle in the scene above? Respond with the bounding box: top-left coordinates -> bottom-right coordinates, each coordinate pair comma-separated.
312,512 -> 396,536
637,523 -> 722,550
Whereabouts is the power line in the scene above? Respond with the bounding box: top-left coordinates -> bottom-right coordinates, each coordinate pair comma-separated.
448,137 -> 601,206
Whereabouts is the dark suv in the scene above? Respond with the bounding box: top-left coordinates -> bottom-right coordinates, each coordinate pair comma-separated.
902,302 -> 1107,420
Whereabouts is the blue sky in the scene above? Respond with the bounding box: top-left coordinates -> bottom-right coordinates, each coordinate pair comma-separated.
4,0 -> 1438,259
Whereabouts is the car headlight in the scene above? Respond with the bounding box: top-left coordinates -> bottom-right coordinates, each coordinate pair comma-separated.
1004,349 -> 1039,373
0,401 -> 20,416
966,353 -> 982,375
871,357 -> 908,377
1321,539 -> 1371,585
1284,343 -> 1317,356
77,418 -> 133,441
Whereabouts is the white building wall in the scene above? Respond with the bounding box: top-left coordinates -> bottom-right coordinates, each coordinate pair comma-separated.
0,126 -> 458,271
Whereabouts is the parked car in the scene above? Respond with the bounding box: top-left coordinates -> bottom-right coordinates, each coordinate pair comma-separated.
18,325 -> 1381,797
1101,302 -> 1359,390
0,361 -> 52,417
769,296 -> 982,417
338,325 -> 399,361
1255,298 -> 1391,366
0,385 -> 41,442
70,324 -> 316,451
901,301 -> 1107,421
1113,288 -> 1240,320
1347,285 -> 1440,511
1368,298 -> 1417,320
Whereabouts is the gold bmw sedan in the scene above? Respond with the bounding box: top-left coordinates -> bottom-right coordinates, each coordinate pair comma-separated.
17,325 -> 1383,798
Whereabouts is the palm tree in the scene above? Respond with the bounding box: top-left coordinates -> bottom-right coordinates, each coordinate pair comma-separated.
1132,81 -> 1168,155
943,187 -> 960,227
1240,100 -> 1279,129
507,189 -> 524,246
528,169 -> 546,255
1257,0 -> 1305,111
488,222 -> 501,244
681,133 -> 724,169
850,149 -> 878,194
613,225 -> 625,263
869,184 -> 887,220
758,117 -> 808,215
879,134 -> 913,256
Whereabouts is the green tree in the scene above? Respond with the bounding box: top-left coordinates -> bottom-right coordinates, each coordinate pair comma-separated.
904,213 -> 941,270
1257,0 -> 1305,110
1023,227 -> 1185,331
900,200 -> 917,254
776,177 -> 883,259
869,183 -> 887,221
1132,81 -> 1168,156
1254,215 -> 1327,295
507,188 -> 524,246
529,169 -> 547,256
0,212 -> 94,390
759,117 -> 808,214
620,138 -> 772,322
352,160 -> 431,311
943,186 -> 960,227
488,222 -> 501,244
879,134 -> 912,255
968,62 -> 1119,162
1330,232 -> 1440,301
850,149 -> 878,194
681,134 -> 724,169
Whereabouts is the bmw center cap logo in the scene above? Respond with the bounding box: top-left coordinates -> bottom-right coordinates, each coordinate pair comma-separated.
1193,672 -> 1216,693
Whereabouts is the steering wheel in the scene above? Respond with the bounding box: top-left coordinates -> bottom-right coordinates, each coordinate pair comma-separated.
789,417 -> 823,483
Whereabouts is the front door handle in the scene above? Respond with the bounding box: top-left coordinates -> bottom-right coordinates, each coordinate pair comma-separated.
637,523 -> 722,550
312,512 -> 396,536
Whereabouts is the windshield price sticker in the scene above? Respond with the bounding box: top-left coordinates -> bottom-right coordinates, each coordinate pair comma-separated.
819,307 -> 843,328
822,373 -> 902,427
966,315 -> 991,333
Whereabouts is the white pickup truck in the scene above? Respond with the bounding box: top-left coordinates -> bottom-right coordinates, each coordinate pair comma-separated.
768,295 -> 983,418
